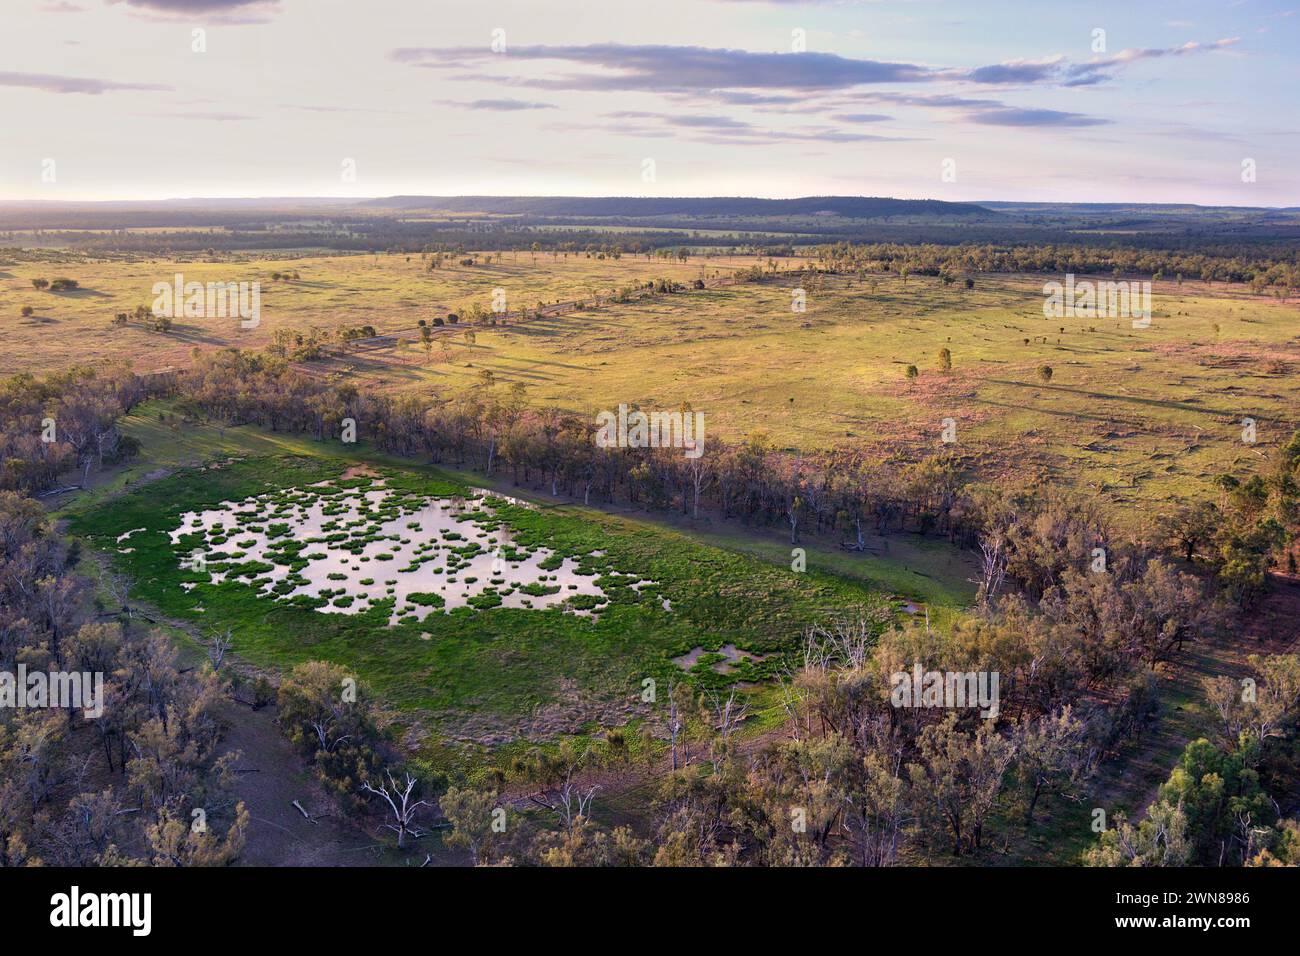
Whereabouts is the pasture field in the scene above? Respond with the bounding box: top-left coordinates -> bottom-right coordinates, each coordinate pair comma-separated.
65,420 -> 904,766
35,267 -> 1295,860
0,249 -> 771,375
328,270 -> 1299,524
9,244 -> 1295,525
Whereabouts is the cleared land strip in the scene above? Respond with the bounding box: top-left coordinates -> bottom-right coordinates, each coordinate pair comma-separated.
334,272 -> 752,355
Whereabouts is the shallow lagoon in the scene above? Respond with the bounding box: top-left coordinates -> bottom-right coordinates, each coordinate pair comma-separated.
168,476 -> 650,624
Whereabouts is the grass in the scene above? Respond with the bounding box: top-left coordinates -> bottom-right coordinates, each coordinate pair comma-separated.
13,231 -> 1294,864
58,399 -> 1261,860
66,440 -> 900,765
312,270 -> 1297,528
22,251 -> 1294,530
58,400 -> 979,780
0,249 -> 772,376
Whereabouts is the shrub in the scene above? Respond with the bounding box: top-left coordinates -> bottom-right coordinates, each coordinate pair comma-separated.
276,661 -> 386,813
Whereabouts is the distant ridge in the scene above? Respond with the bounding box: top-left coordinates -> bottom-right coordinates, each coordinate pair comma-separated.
357,195 -> 998,219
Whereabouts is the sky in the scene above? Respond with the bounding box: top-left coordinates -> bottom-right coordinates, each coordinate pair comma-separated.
0,0 -> 1296,204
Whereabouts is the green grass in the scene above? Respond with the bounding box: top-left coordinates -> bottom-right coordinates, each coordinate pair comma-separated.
33,258 -> 1295,534
0,249 -> 771,377
331,270 -> 1297,529
68,450 -> 896,758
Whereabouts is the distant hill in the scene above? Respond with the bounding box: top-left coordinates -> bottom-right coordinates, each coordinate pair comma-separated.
4,196 -> 1297,252
357,195 -> 998,219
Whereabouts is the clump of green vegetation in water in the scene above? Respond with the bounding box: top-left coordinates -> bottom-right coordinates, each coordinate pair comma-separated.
468,590 -> 503,610
68,455 -> 895,761
520,582 -> 561,597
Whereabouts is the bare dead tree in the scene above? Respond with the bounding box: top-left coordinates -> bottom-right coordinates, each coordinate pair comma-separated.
707,689 -> 751,771
360,770 -> 432,850
310,716 -> 350,754
664,679 -> 686,771
803,613 -> 879,671
556,775 -> 599,831
976,532 -> 1008,606
776,670 -> 812,742
711,689 -> 750,743
207,627 -> 233,671
685,452 -> 711,519
96,565 -> 135,622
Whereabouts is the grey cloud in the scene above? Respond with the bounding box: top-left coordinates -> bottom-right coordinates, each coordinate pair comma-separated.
820,91 -> 1108,128
622,112 -> 752,130
705,91 -> 804,106
1064,37 -> 1239,85
963,107 -> 1109,127
830,112 -> 892,123
599,110 -> 916,144
858,92 -> 1005,109
967,37 -> 1240,87
281,104 -> 406,114
444,98 -> 558,111
0,71 -> 172,94
392,43 -> 933,91
966,60 -> 1063,84
108,0 -> 279,11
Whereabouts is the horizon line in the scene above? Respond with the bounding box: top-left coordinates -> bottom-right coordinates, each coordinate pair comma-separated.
1,194 -> 1296,212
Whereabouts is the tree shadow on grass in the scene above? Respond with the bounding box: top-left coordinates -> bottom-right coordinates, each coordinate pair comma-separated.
984,377 -> 1246,419
49,286 -> 109,299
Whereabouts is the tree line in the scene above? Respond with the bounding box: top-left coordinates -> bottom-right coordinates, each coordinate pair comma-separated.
2,355 -> 1297,866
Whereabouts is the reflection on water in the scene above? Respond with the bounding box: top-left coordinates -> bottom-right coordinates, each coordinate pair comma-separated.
168,477 -> 653,625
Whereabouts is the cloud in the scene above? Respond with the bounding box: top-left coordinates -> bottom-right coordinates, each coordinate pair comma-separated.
0,71 -> 171,94
815,91 -> 1109,129
392,43 -> 933,91
442,98 -> 558,111
596,109 -> 916,144
829,112 -> 892,123
608,111 -> 752,130
967,37 -> 1241,87
962,107 -> 1109,127
966,58 -> 1063,85
709,90 -> 803,106
281,104 -> 406,115
850,92 -> 1005,109
137,110 -> 255,120
108,0 -> 279,11
106,0 -> 282,23
1094,36 -> 1239,66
